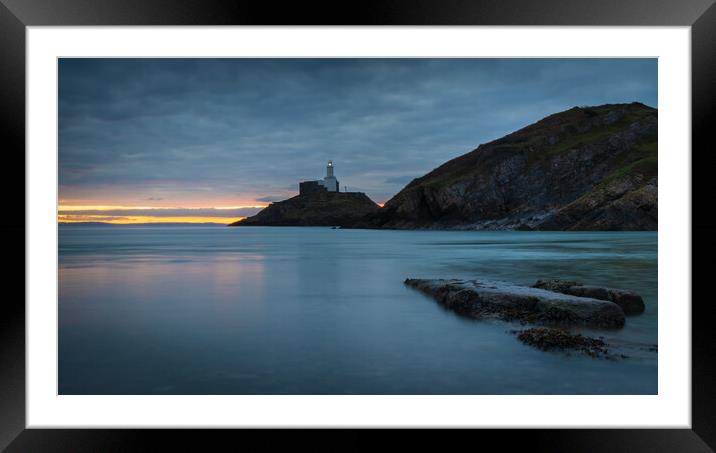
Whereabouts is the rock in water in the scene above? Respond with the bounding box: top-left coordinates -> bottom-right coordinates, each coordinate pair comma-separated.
404,278 -> 625,328
513,327 -> 615,359
532,279 -> 645,315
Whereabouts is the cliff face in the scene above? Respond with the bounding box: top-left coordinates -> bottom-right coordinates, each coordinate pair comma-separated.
372,103 -> 657,230
230,191 -> 380,227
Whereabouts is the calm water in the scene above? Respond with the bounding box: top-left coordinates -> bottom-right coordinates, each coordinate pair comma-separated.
58,226 -> 657,394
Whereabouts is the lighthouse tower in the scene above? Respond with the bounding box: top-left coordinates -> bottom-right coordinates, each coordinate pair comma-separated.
322,160 -> 339,192
298,160 -> 342,195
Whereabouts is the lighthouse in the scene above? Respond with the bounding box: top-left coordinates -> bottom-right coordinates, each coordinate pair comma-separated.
298,160 -> 341,195
322,160 -> 339,192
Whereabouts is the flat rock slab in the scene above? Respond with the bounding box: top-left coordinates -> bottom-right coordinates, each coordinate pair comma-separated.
532,279 -> 645,315
404,278 -> 626,328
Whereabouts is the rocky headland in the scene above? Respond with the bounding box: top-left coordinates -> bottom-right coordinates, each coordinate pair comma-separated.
230,191 -> 379,227
372,102 -> 657,230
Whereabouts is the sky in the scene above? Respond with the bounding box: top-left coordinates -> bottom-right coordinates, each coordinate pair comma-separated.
58,58 -> 657,224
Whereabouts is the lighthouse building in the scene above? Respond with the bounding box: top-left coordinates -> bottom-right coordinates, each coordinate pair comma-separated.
299,161 -> 341,195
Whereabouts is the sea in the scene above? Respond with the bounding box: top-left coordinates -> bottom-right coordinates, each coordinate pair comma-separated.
58,225 -> 658,395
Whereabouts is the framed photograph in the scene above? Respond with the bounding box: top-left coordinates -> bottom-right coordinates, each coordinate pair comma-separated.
4,0 -> 713,450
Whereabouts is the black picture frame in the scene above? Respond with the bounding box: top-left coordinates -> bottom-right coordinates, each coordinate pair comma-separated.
2,0 -> 713,451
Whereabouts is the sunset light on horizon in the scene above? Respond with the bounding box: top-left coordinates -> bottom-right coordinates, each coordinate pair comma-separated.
57,204 -> 268,224
58,214 -> 245,224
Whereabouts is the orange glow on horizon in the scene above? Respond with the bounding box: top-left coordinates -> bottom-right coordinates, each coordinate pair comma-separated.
56,203 -> 269,224
58,215 -> 245,224
58,204 -> 267,211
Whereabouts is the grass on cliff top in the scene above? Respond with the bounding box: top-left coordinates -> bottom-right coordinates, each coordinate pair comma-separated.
537,107 -> 655,160
599,141 -> 658,186
418,104 -> 656,192
564,140 -> 658,207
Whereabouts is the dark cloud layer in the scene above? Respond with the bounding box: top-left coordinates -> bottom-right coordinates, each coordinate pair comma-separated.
59,58 -> 657,204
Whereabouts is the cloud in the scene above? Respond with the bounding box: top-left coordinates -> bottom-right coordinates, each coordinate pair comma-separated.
255,196 -> 287,203
59,58 -> 657,205
59,216 -> 132,222
384,175 -> 418,186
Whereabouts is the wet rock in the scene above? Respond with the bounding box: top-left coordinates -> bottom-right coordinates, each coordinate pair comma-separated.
513,327 -> 616,359
404,278 -> 625,328
533,279 -> 645,315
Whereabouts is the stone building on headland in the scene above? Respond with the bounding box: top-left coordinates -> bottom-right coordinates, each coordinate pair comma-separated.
299,161 -> 340,195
